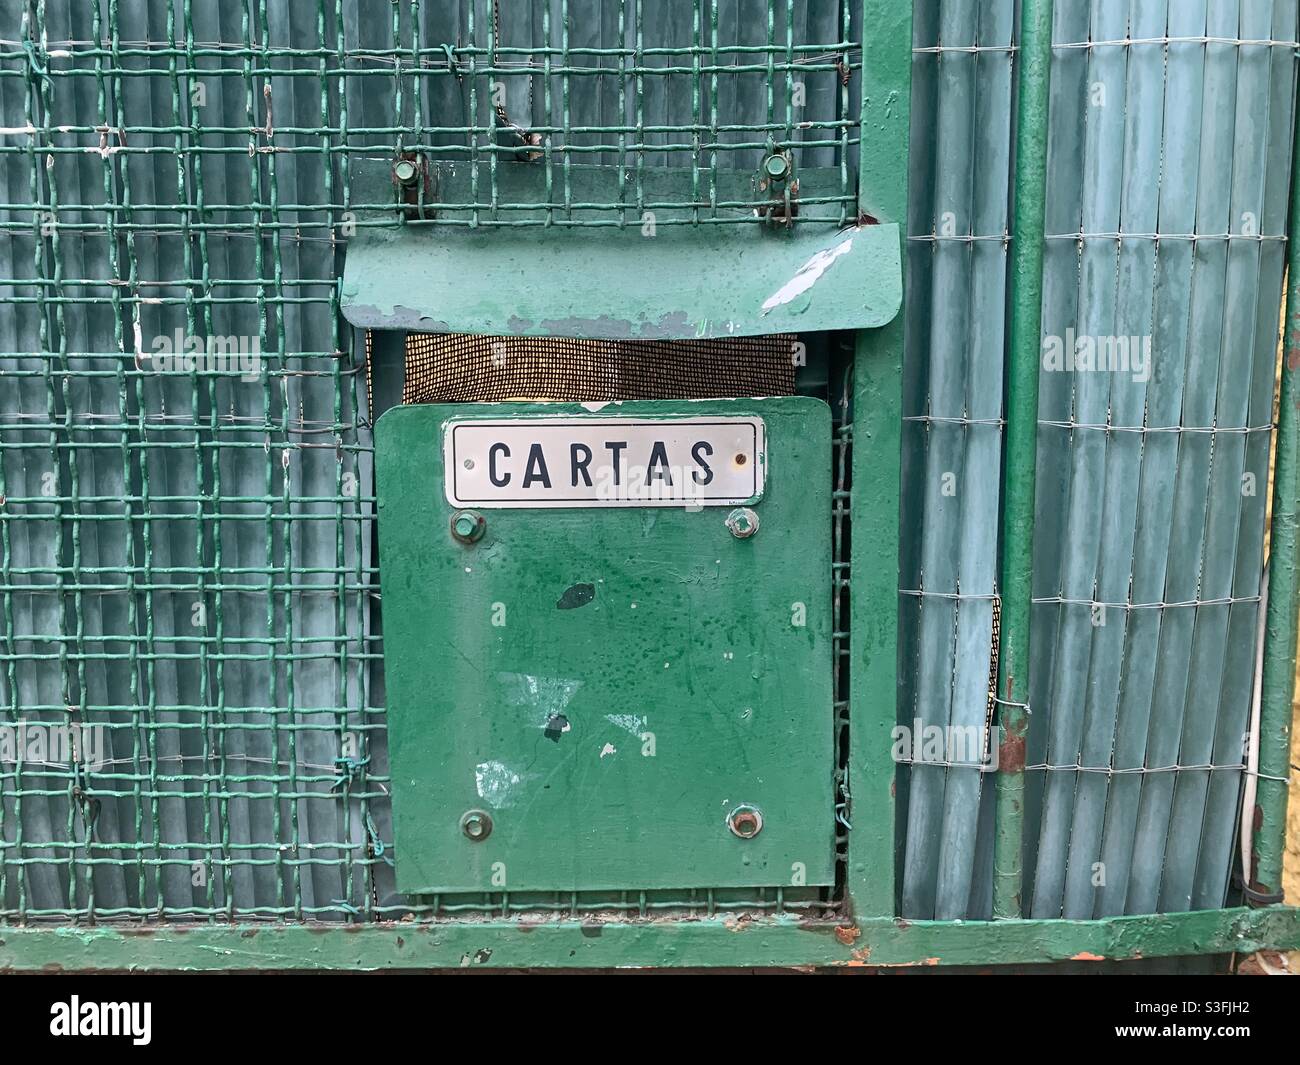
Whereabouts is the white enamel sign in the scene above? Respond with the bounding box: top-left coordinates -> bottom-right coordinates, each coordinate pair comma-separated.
443,416 -> 766,509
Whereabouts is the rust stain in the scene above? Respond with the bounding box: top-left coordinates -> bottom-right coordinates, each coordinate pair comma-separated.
840,946 -> 872,966
834,925 -> 861,946
1071,951 -> 1106,962
998,732 -> 1026,773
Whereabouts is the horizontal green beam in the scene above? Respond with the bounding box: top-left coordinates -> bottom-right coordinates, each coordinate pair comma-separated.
3,907 -> 1297,971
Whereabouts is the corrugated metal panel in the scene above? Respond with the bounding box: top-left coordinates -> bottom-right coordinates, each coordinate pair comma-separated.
1024,0 -> 1298,919
901,0 -> 1298,920
900,0 -> 1013,922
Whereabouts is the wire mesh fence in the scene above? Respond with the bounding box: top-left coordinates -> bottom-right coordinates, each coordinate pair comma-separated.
0,0 -> 858,923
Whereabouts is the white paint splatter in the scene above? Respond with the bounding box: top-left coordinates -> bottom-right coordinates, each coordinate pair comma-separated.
475,760 -> 525,809
604,713 -> 647,736
761,237 -> 854,313
599,743 -> 617,759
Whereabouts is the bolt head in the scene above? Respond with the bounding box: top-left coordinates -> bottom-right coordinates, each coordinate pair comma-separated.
451,510 -> 486,544
460,810 -> 493,842
728,804 -> 764,839
725,507 -> 760,539
393,159 -> 419,185
764,154 -> 790,180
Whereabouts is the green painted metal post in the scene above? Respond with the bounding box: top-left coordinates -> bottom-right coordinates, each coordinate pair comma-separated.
1252,99 -> 1300,904
847,0 -> 910,919
992,0 -> 1054,921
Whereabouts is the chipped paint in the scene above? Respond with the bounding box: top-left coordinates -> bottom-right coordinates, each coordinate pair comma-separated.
599,743 -> 617,759
474,761 -> 526,809
761,236 -> 854,313
604,713 -> 647,736
497,672 -> 583,730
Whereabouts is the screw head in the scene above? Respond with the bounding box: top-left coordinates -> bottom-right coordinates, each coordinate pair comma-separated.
764,154 -> 790,181
451,510 -> 486,544
728,804 -> 764,839
393,159 -> 419,186
725,507 -> 760,539
460,810 -> 493,842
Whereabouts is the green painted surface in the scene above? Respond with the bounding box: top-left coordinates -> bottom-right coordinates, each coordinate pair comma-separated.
845,0 -> 910,920
1255,83 -> 1300,901
2,906 -> 1297,972
342,219 -> 902,340
993,0 -> 1053,921
375,399 -> 837,894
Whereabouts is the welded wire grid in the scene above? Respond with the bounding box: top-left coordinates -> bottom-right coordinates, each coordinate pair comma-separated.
0,1 -> 856,923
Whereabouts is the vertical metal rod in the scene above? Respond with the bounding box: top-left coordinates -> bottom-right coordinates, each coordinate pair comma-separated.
1252,95 -> 1300,903
992,0 -> 1054,921
847,0 -> 910,919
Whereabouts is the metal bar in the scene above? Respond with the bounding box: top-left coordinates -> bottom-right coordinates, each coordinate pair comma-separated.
1252,63 -> 1300,901
846,0 -> 909,920
991,0 -> 1053,921
2,906 -> 1299,971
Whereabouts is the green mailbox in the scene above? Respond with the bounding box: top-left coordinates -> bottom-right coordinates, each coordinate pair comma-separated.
339,0 -> 911,920
376,399 -> 836,893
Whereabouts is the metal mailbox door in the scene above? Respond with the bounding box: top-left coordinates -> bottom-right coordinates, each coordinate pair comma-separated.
376,398 -> 835,894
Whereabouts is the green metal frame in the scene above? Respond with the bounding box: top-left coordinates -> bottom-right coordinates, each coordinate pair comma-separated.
845,0 -> 910,920
1252,74 -> 1300,905
2,906 -> 1297,971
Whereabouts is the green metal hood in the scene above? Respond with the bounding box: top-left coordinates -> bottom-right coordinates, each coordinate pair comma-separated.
340,219 -> 902,340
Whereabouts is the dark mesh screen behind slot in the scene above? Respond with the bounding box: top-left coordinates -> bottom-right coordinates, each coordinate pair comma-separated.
371,332 -> 799,404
